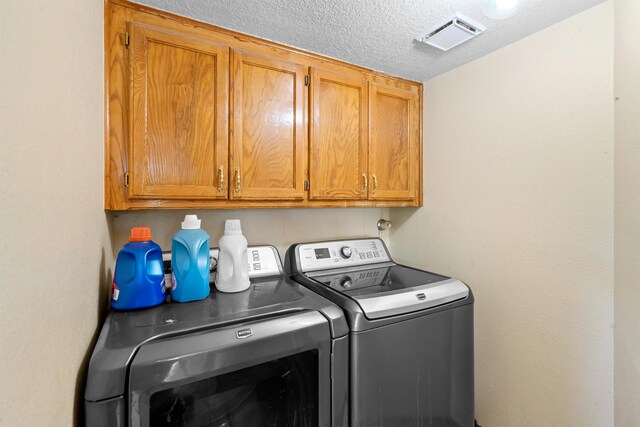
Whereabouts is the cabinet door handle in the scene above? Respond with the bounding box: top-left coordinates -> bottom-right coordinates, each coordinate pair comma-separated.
372,174 -> 378,195
361,173 -> 368,194
217,166 -> 224,192
234,168 -> 241,193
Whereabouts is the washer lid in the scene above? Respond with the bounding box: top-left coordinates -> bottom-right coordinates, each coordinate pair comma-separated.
307,265 -> 469,319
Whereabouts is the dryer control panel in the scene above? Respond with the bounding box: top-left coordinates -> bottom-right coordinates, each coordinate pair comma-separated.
297,239 -> 391,272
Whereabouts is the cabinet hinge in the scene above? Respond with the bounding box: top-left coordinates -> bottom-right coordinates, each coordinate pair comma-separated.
124,172 -> 129,188
124,31 -> 130,48
304,75 -> 310,86
304,179 -> 310,191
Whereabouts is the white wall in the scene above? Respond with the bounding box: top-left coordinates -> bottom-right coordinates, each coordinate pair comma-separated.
0,0 -> 109,425
111,208 -> 389,261
0,0 -> 622,425
614,0 -> 640,424
391,3 -> 614,426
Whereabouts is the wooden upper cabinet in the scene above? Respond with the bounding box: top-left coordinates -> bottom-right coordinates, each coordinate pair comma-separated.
369,82 -> 420,201
106,1 -> 422,209
230,51 -> 306,200
309,68 -> 369,200
128,22 -> 229,199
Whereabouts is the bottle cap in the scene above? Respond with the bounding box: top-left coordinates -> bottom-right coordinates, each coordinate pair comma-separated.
129,227 -> 152,242
182,215 -> 201,230
224,219 -> 243,235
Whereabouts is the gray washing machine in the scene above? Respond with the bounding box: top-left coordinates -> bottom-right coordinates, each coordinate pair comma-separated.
84,246 -> 349,427
285,238 -> 475,427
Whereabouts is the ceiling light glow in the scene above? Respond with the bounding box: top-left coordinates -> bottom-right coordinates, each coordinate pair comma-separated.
495,0 -> 519,11
482,0 -> 522,19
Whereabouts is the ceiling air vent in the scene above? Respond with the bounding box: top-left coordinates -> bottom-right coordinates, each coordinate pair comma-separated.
416,13 -> 486,51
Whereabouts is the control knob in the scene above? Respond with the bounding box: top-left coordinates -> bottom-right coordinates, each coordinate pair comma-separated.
340,246 -> 353,259
340,276 -> 353,288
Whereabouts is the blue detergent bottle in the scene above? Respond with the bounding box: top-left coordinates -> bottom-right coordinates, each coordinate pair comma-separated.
111,227 -> 166,311
171,215 -> 211,302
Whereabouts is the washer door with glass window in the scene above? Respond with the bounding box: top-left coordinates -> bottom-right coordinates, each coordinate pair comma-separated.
128,311 -> 331,427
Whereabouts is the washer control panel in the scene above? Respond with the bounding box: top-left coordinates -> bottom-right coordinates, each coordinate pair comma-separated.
297,239 -> 391,272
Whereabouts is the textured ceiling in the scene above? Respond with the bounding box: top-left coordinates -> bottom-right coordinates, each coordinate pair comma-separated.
133,0 -> 605,82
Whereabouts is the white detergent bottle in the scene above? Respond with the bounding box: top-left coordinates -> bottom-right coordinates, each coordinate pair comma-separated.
215,219 -> 250,293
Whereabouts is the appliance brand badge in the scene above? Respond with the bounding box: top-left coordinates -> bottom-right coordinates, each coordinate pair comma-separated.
236,328 -> 253,339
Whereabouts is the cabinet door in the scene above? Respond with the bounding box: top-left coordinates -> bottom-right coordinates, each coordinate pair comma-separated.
369,83 -> 420,201
128,22 -> 229,199
230,51 -> 306,200
310,68 -> 369,200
